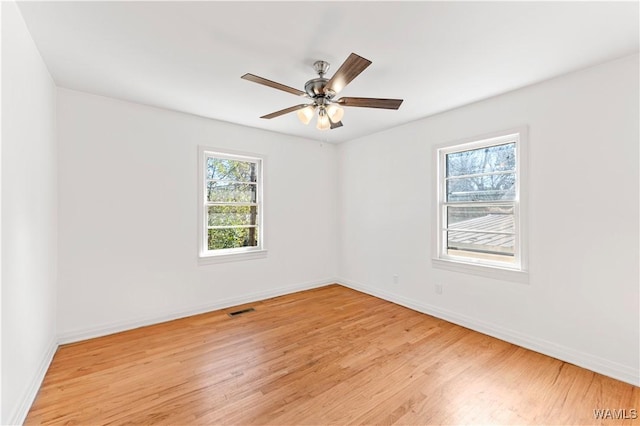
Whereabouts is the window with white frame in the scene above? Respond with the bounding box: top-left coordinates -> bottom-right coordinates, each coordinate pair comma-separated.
199,148 -> 264,259
436,130 -> 526,271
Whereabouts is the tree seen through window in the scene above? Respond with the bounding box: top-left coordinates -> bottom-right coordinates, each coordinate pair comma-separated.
205,156 -> 260,251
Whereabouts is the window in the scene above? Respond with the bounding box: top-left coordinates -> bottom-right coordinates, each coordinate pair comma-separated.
199,148 -> 265,262
435,129 -> 527,274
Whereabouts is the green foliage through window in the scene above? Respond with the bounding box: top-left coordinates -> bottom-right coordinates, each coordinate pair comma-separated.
204,154 -> 261,252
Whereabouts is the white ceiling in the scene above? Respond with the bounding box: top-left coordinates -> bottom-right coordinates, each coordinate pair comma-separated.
17,1 -> 639,143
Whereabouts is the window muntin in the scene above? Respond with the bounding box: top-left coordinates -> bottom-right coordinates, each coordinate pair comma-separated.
438,134 -> 522,269
201,151 -> 263,257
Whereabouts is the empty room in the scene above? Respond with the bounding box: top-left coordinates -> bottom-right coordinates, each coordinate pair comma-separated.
2,1 -> 639,425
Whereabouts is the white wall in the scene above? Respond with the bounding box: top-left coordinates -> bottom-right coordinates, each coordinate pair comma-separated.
1,1 -> 58,424
337,54 -> 639,385
56,89 -> 338,340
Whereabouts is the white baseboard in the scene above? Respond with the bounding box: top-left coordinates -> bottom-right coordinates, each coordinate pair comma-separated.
7,337 -> 58,426
337,277 -> 640,387
58,278 -> 335,345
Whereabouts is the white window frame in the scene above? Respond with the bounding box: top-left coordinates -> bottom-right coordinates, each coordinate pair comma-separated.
433,127 -> 528,282
198,147 -> 267,264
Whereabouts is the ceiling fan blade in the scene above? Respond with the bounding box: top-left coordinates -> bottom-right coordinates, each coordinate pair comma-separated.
260,104 -> 310,119
325,53 -> 372,95
242,73 -> 306,97
337,97 -> 403,110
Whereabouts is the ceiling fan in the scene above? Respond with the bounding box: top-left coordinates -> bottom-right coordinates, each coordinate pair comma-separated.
241,53 -> 403,131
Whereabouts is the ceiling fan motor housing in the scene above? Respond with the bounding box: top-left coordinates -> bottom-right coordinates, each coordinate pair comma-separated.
304,78 -> 335,100
305,60 -> 336,101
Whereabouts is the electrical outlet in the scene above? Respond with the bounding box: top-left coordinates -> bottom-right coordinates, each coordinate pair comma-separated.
435,283 -> 443,295
393,274 -> 399,284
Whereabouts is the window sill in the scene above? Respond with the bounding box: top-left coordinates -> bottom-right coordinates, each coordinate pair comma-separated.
199,249 -> 268,265
432,258 -> 529,284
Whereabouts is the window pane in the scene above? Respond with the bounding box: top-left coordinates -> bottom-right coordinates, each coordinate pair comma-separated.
447,205 -> 514,232
207,182 -> 257,203
446,206 -> 515,256
446,173 -> 515,202
446,142 -> 515,177
207,157 -> 257,182
447,230 -> 514,256
208,227 -> 259,250
207,205 -> 257,227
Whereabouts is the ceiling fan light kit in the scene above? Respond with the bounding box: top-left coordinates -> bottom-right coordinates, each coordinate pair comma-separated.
297,105 -> 315,125
326,104 -> 344,122
316,108 -> 330,130
242,53 -> 403,131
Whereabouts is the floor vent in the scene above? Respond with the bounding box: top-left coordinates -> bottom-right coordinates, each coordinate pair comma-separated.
228,307 -> 255,317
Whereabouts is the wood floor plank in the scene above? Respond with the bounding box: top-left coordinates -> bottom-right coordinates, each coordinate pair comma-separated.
26,285 -> 639,425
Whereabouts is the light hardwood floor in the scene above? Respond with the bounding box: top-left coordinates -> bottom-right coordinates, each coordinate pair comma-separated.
27,284 -> 639,425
